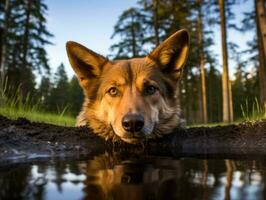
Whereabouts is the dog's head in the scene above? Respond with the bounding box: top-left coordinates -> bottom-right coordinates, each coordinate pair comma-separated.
66,29 -> 189,143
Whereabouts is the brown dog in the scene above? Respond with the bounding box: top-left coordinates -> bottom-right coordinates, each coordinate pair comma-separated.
66,29 -> 189,144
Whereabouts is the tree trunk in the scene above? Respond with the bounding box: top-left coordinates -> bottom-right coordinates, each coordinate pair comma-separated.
0,0 -> 10,81
255,0 -> 266,108
219,0 -> 233,122
0,28 -> 3,74
198,0 -> 208,123
184,75 -> 190,123
229,80 -> 234,120
152,0 -> 160,46
224,160 -> 234,200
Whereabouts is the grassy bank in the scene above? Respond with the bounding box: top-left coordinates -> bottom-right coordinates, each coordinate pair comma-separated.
0,106 -> 76,126
0,79 -> 76,126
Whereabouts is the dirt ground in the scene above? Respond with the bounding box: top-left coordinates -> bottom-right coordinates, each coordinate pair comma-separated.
1,115 -> 266,164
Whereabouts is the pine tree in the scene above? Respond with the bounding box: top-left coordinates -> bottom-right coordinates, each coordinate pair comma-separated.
206,64 -> 223,122
1,0 -> 52,99
255,0 -> 266,108
110,7 -> 147,59
47,63 -> 69,113
68,76 -> 83,115
241,0 -> 266,109
137,0 -> 170,46
38,76 -> 51,110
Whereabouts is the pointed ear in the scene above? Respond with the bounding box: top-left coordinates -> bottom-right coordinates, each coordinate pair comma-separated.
146,29 -> 189,80
66,41 -> 108,81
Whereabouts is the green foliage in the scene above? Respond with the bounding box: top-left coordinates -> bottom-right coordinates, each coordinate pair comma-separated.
38,72 -> 84,116
0,106 -> 76,126
240,98 -> 265,121
206,65 -> 223,122
0,0 -> 53,100
0,76 -> 75,126
68,76 -> 84,116
39,63 -> 84,116
46,63 -> 69,113
232,63 -> 259,120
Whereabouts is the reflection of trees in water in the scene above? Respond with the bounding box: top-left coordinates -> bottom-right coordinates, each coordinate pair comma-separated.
224,160 -> 234,200
52,162 -> 68,192
0,157 -> 265,199
0,161 -> 86,200
81,153 -> 266,200
223,160 -> 266,200
0,164 -> 31,199
202,160 -> 209,199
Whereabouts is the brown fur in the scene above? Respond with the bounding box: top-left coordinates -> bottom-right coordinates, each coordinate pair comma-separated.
66,29 -> 189,143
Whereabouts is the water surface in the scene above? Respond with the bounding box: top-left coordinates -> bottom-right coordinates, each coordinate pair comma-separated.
0,153 -> 265,200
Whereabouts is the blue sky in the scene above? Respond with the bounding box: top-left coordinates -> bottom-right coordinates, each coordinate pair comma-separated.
45,0 -> 137,77
44,0 -> 254,79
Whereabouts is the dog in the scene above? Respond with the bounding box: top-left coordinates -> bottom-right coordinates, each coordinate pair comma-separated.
66,29 -> 189,144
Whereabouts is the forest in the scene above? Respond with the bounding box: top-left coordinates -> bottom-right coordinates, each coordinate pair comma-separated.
0,0 -> 265,125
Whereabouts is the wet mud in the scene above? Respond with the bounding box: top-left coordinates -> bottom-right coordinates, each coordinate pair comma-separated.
1,115 -> 266,164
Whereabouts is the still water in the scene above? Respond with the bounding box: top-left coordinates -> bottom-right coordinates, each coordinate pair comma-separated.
0,153 -> 265,200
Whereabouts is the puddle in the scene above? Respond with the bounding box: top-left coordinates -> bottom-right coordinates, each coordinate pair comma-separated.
0,153 -> 265,200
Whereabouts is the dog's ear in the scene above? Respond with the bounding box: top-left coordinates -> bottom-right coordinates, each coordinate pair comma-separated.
66,41 -> 108,81
146,29 -> 189,81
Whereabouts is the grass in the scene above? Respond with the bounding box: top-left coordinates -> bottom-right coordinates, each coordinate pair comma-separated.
240,98 -> 266,122
190,99 -> 266,128
0,106 -> 76,126
0,77 -> 76,127
188,122 -> 228,128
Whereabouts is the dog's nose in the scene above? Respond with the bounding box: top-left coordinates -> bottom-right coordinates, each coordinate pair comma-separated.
122,114 -> 144,132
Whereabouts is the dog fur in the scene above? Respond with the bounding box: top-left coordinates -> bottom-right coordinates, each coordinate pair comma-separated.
66,29 -> 189,144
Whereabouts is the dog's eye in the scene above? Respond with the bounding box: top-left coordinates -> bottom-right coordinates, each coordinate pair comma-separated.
145,85 -> 157,95
108,87 -> 118,97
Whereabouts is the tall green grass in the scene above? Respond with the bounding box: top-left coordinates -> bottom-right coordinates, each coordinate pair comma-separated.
240,98 -> 266,122
0,77 -> 76,126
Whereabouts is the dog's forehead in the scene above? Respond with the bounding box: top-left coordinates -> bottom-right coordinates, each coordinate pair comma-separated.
102,58 -> 153,83
112,57 -> 147,70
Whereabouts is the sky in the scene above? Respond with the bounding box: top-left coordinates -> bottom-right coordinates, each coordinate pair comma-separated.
44,0 -> 255,80
45,0 -> 138,78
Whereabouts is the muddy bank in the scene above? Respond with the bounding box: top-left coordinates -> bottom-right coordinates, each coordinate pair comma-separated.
1,115 -> 266,164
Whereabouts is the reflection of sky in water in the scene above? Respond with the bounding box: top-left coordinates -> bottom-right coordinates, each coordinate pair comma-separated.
190,170 -> 264,200
0,158 -> 265,200
46,182 -> 84,200
30,165 -> 86,200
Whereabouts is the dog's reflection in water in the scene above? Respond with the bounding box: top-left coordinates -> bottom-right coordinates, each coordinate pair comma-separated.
79,152 -> 191,200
